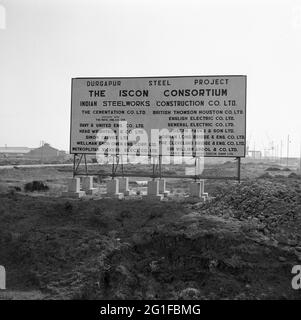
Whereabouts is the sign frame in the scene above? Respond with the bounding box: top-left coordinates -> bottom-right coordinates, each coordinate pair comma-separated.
69,75 -> 247,158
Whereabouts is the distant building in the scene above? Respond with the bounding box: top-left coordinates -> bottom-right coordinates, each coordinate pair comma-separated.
0,146 -> 32,157
247,150 -> 262,159
27,143 -> 66,161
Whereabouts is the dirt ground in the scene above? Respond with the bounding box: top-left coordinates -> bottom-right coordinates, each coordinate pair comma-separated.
0,160 -> 301,300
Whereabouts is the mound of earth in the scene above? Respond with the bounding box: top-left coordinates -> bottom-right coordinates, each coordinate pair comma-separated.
265,167 -> 281,172
199,180 -> 301,235
0,178 -> 300,300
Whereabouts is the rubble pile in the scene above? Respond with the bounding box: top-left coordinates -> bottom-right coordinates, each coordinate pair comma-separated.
200,180 -> 301,232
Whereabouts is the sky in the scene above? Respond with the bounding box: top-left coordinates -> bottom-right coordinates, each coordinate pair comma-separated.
0,0 -> 300,156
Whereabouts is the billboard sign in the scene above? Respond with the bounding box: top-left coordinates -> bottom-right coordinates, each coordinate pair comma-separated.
70,75 -> 246,157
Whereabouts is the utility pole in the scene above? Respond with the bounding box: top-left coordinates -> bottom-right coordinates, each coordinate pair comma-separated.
271,141 -> 274,162
286,135 -> 290,167
280,140 -> 283,165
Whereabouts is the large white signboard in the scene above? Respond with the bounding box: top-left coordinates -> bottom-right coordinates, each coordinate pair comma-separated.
70,75 -> 246,157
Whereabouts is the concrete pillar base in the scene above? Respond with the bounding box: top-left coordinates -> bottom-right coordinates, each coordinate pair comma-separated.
119,177 -> 130,195
159,179 -> 170,197
106,178 -> 122,196
82,176 -> 98,195
145,180 -> 163,200
189,180 -> 205,198
67,177 -> 80,192
63,177 -> 85,198
147,180 -> 159,196
82,176 -> 93,190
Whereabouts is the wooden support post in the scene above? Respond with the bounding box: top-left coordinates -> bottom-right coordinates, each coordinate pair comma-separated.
194,156 -> 197,182
152,161 -> 155,180
159,155 -> 162,179
111,156 -> 115,179
237,157 -> 241,183
73,154 -> 76,177
84,154 -> 88,176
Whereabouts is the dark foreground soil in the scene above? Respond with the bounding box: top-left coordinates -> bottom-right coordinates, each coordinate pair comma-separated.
0,175 -> 301,300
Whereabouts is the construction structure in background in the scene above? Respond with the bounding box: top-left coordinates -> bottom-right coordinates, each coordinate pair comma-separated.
246,141 -> 262,160
27,142 -> 66,161
247,149 -> 262,159
0,146 -> 32,158
0,143 -> 67,162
